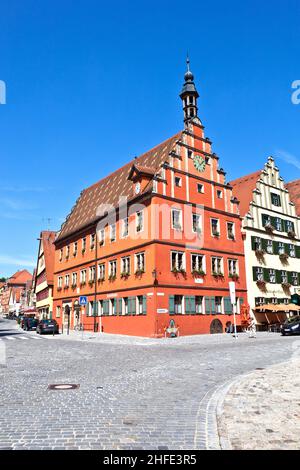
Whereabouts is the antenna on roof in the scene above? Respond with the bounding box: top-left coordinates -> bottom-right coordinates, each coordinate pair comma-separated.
42,218 -> 52,230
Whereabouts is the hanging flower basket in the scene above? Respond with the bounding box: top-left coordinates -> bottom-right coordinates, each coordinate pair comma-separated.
279,253 -> 289,262
265,224 -> 274,233
255,249 -> 265,259
288,230 -> 296,239
256,279 -> 266,289
281,282 -> 291,290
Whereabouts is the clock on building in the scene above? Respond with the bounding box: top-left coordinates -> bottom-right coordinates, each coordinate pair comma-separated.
193,155 -> 206,172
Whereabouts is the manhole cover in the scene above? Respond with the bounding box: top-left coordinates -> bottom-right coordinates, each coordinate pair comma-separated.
48,384 -> 79,390
255,368 -> 265,371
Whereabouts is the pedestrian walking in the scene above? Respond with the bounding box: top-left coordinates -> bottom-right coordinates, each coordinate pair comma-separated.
248,318 -> 257,338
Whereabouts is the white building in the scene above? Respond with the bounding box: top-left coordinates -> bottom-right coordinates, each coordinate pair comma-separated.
231,157 -> 300,329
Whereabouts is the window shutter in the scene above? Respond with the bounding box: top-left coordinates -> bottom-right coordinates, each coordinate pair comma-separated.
169,295 -> 175,315
296,247 -> 300,259
142,295 -> 147,315
287,272 -> 293,284
271,216 -> 277,228
262,214 -> 268,226
103,300 -> 109,315
131,297 -> 136,315
190,296 -> 196,314
291,222 -> 295,232
275,270 -> 282,284
262,239 -> 268,251
283,220 -> 288,232
118,299 -> 122,315
284,243 -> 290,254
251,236 -> 257,250
253,267 -> 258,281
185,296 -> 190,314
273,242 -> 279,255
263,268 -> 269,282
205,297 -> 211,314
113,298 -> 117,315
211,297 -> 216,314
224,297 -> 232,314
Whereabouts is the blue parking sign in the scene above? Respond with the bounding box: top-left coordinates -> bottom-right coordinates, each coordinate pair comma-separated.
79,296 -> 87,306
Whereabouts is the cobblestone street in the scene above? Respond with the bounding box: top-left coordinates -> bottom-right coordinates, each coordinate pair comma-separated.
0,318 -> 297,450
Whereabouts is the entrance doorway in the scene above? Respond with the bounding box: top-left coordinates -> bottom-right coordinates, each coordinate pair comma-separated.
210,319 -> 223,334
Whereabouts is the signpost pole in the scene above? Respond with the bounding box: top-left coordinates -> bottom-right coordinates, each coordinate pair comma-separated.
229,281 -> 238,339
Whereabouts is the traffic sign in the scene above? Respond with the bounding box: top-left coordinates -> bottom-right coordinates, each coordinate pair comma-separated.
79,296 -> 87,306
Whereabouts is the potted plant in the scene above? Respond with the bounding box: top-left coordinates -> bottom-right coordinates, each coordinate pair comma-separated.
288,230 -> 296,239
282,282 -> 291,289
212,231 -> 220,237
255,248 -> 265,259
192,269 -> 205,276
265,224 -> 274,234
256,279 -> 266,289
135,268 -> 145,276
229,273 -> 239,280
121,271 -> 130,279
108,274 -> 116,281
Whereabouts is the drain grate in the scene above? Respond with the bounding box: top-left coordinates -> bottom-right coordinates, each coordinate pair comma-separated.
48,383 -> 79,391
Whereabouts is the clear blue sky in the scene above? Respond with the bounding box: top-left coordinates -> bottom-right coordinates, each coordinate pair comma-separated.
0,0 -> 300,277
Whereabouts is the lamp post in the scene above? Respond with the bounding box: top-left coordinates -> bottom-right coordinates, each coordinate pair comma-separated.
229,281 -> 238,339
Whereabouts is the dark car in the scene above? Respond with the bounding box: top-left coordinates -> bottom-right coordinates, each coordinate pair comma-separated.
281,316 -> 300,336
23,318 -> 38,331
36,319 -> 59,335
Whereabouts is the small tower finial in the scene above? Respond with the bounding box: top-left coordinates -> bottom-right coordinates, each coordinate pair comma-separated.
179,55 -> 199,125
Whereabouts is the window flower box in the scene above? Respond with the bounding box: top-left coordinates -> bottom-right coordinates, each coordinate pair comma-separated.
213,271 -> 224,278
121,272 -> 130,279
88,280 -> 95,286
192,269 -> 206,276
98,276 -> 105,282
80,281 -> 86,286
281,282 -> 291,289
212,231 -> 220,237
71,283 -> 77,289
173,224 -> 182,231
228,233 -> 235,240
256,279 -> 266,290
288,230 -> 296,239
255,249 -> 265,259
81,248 -> 86,254
229,273 -> 239,280
265,224 -> 274,233
135,269 -> 145,276
57,286 -> 62,292
108,274 -> 116,281
279,253 -> 289,262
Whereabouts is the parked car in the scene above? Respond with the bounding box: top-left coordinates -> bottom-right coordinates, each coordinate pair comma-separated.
36,319 -> 59,335
23,318 -> 38,331
281,317 -> 300,336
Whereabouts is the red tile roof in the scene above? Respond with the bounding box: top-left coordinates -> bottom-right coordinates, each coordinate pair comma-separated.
230,170 -> 262,216
286,179 -> 300,216
57,132 -> 182,241
8,269 -> 33,286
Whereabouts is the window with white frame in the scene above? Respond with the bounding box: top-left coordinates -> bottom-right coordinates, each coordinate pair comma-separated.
216,189 -> 223,199
72,272 -> 77,286
197,183 -> 204,193
82,237 -> 86,252
90,234 -> 96,250
278,242 -> 285,255
292,272 -> 299,286
196,296 -> 203,314
175,176 -> 182,187
138,296 -> 143,315
266,240 -> 273,254
109,260 -> 117,277
227,222 -> 235,240
136,211 -> 144,233
89,266 -> 95,282
121,256 -> 130,275
289,244 -> 296,257
110,224 -> 116,242
269,269 -> 276,283
99,229 -> 105,246
275,218 -> 282,231
135,252 -> 145,273
171,251 -> 185,271
124,297 -> 128,315
211,218 -> 220,236
80,269 -> 87,284
56,306 -> 61,318
192,214 -> 201,233
152,179 -> 158,193
58,276 -> 63,288
64,274 -> 69,287
254,237 -> 262,250
121,218 -> 129,238
73,242 -> 78,256
215,296 -> 223,313
271,192 -> 281,207
66,245 -> 70,258
174,295 -> 183,314
228,259 -> 238,276
286,220 -> 294,233
255,267 -> 264,281
211,257 -> 223,275
59,249 -> 63,261
191,254 -> 205,273
171,209 -> 182,230
281,270 -> 288,283
98,263 -> 105,280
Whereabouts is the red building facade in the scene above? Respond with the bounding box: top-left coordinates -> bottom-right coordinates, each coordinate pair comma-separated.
53,63 -> 248,337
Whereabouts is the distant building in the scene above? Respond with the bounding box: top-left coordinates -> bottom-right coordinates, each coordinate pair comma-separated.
231,159 -> 300,329
0,270 -> 33,317
53,62 -> 248,337
34,231 -> 56,319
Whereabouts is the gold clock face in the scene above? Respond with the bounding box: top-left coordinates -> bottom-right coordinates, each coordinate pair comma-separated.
193,155 -> 206,172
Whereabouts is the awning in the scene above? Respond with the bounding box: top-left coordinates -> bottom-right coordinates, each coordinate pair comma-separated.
255,303 -> 300,312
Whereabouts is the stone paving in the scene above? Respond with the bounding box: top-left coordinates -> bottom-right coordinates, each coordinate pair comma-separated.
0,318 -> 297,450
217,356 -> 300,450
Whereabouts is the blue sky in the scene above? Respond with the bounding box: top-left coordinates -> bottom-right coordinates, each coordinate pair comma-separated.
0,0 -> 300,277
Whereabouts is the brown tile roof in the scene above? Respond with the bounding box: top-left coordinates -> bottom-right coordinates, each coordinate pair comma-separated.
286,179 -> 300,216
8,269 -> 33,286
230,170 -> 262,216
57,132 -> 182,241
